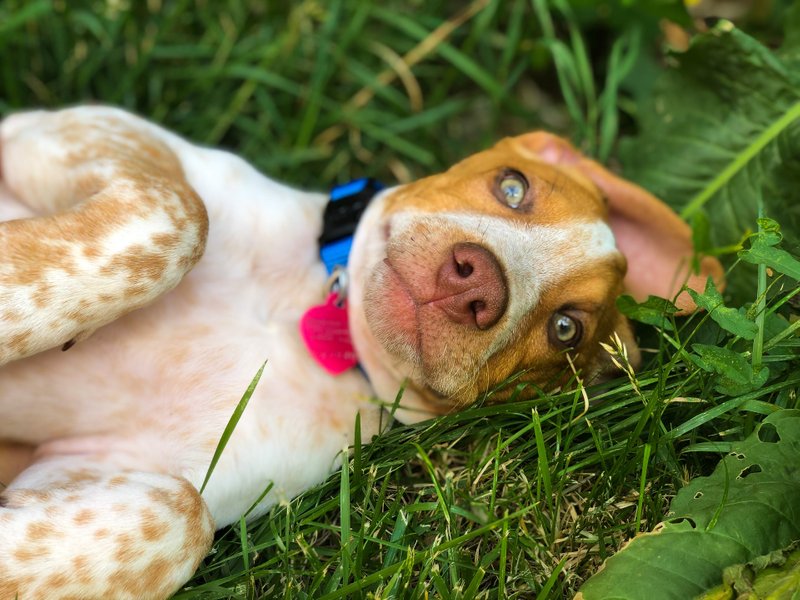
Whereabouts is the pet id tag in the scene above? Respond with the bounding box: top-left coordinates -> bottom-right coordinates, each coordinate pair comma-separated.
300,293 -> 358,375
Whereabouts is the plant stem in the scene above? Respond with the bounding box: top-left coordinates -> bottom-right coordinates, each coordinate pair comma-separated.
752,209 -> 767,373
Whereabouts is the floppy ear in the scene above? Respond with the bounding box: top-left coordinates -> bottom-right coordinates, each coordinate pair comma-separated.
512,132 -> 725,313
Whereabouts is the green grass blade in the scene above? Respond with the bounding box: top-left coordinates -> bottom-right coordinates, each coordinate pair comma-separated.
536,557 -> 566,600
199,360 -> 266,495
239,515 -> 250,572
532,409 -> 553,500
634,443 -> 652,532
338,442 -> 353,589
414,443 -> 451,526
0,0 -> 52,35
317,507 -> 533,600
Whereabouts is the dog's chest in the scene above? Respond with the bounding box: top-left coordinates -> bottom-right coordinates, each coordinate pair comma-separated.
0,174 -> 378,523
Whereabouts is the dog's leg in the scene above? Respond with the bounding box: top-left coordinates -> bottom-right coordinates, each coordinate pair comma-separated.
0,108 -> 209,365
0,455 -> 214,600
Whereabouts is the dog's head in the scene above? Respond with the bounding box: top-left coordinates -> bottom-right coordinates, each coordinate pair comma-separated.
347,132 -> 723,422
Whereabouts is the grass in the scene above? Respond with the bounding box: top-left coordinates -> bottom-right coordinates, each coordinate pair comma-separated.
1,0 -> 798,598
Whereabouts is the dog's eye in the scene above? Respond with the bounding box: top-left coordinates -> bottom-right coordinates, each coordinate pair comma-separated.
498,171 -> 528,208
550,312 -> 582,347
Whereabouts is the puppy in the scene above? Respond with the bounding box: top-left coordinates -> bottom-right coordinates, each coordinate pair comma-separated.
0,107 -> 722,599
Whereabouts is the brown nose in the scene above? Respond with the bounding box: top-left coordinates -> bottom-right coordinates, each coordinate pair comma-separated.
433,243 -> 508,329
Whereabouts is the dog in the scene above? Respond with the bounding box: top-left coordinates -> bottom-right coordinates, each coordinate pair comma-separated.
0,107 -> 723,599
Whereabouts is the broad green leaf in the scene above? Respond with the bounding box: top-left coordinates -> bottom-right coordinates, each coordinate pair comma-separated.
752,217 -> 784,246
616,294 -> 677,331
691,344 -> 769,396
618,22 -> 800,303
739,239 -> 800,281
697,544 -> 800,599
687,280 -> 758,340
577,410 -> 800,600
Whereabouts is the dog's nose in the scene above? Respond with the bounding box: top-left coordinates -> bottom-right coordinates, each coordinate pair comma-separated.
434,243 -> 508,329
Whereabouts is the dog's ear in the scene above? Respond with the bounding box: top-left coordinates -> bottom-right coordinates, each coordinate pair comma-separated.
511,132 -> 725,314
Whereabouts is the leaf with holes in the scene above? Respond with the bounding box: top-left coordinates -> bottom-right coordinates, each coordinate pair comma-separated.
576,410 -> 800,600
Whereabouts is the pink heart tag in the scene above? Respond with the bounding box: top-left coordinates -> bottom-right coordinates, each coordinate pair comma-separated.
300,293 -> 358,375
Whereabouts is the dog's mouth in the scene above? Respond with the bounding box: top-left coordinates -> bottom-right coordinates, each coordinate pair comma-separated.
372,258 -> 420,352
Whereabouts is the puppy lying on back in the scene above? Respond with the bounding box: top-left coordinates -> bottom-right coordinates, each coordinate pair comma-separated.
0,107 -> 722,599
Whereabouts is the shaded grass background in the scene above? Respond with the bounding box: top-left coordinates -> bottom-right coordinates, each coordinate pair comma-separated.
1,0 -> 798,598
0,0 -> 620,185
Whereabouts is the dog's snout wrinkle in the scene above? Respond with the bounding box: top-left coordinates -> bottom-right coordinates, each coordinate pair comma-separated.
432,243 -> 507,330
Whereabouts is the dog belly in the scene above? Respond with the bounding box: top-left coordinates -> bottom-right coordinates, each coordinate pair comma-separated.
0,319 -> 259,443
0,320 -> 377,528
0,279 -> 378,518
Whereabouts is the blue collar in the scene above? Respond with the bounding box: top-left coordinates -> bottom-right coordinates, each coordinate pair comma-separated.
319,178 -> 384,274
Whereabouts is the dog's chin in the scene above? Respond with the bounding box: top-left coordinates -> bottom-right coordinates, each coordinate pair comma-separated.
361,261 -> 483,413
347,191 -> 485,419
363,261 -> 420,363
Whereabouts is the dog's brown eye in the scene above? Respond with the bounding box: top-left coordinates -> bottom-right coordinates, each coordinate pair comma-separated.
550,312 -> 582,347
498,172 -> 528,208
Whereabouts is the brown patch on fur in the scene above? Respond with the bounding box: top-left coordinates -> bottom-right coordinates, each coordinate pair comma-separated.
511,131 -> 725,311
3,489 -> 53,507
140,508 -> 167,542
26,520 -> 53,542
106,555 -> 175,599
65,469 -> 102,485
0,308 -> 24,323
73,555 -> 92,584
148,479 -> 214,565
99,248 -> 169,283
42,572 -> 71,589
123,284 -> 149,298
14,545 -> 41,562
107,475 -> 129,488
73,508 -> 95,525
114,532 -> 145,563
32,283 -> 52,308
151,232 -> 181,249
0,578 -> 24,599
7,331 -> 31,354
141,557 -> 172,592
